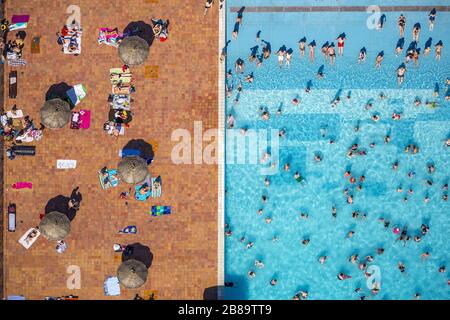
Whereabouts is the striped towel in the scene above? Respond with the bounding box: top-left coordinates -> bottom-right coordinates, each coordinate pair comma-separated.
8,58 -> 27,67
57,159 -> 77,169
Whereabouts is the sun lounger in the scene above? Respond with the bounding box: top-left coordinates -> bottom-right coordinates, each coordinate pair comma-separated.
9,71 -> 17,99
56,159 -> 77,169
11,145 -> 35,156
8,203 -> 16,232
18,227 -> 40,249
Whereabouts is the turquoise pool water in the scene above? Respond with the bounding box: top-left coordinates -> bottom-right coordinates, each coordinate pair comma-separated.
224,1 -> 450,300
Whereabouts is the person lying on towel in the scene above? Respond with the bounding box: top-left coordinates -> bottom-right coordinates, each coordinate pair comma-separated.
135,182 -> 152,201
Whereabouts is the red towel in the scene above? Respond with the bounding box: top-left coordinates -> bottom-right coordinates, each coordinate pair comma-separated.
12,182 -> 32,189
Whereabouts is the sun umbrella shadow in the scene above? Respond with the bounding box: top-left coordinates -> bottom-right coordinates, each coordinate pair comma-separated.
123,21 -> 155,47
122,242 -> 153,268
123,139 -> 154,165
45,82 -> 74,107
45,190 -> 82,222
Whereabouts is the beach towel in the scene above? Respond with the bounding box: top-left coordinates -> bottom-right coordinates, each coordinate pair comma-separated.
8,22 -> 27,31
104,276 -> 121,296
12,182 -> 32,189
18,227 -> 40,249
11,15 -> 30,24
8,58 -> 27,67
6,109 -> 23,118
66,84 -> 87,106
31,36 -> 40,54
117,225 -> 137,234
109,94 -> 131,110
151,176 -> 162,197
98,28 -> 123,47
57,160 -> 77,169
99,168 -> 119,189
79,110 -> 90,129
110,68 -> 132,85
134,183 -> 152,201
151,205 -> 171,216
71,110 -> 90,129
120,148 -> 141,158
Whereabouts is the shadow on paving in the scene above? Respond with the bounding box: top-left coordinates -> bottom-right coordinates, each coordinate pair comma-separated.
123,21 -> 155,47
121,242 -> 153,269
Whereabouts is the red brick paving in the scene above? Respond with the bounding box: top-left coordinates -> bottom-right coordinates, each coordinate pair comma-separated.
2,0 -> 218,299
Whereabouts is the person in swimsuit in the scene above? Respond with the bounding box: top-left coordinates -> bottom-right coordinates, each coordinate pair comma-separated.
321,41 -> 329,61
397,64 -> 406,85
262,40 -> 271,59
428,8 -> 436,31
308,40 -> 316,63
375,51 -> 384,68
337,34 -> 345,56
412,23 -> 421,42
204,0 -> 213,16
358,47 -> 366,63
328,43 -> 336,65
285,48 -> 293,67
435,40 -> 443,61
298,37 -> 306,57
276,46 -> 285,67
398,14 -> 406,37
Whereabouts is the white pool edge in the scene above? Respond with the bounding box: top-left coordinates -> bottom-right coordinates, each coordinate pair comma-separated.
217,0 -> 226,298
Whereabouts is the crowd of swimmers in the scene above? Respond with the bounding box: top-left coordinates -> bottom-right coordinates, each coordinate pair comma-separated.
223,7 -> 449,299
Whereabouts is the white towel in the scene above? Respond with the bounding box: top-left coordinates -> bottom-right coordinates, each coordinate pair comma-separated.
104,276 -> 121,296
18,227 -> 40,249
57,160 -> 77,169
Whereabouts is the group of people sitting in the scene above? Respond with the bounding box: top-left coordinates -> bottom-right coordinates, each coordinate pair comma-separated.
1,30 -> 26,64
151,18 -> 169,42
56,20 -> 82,54
0,105 -> 44,143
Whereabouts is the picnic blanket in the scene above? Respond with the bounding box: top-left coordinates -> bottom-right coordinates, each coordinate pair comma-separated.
56,159 -> 77,169
66,84 -> 87,106
18,227 -> 40,249
151,205 -> 171,216
99,168 -> 119,189
151,176 -> 162,197
104,276 -> 121,296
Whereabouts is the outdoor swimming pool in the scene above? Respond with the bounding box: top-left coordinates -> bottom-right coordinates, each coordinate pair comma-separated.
224,0 -> 450,299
